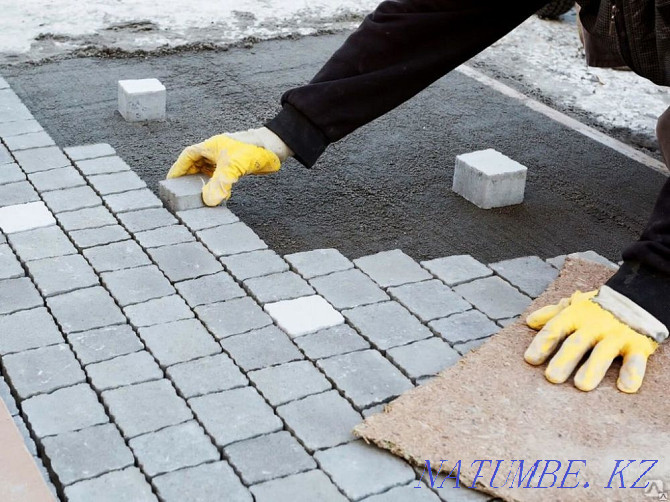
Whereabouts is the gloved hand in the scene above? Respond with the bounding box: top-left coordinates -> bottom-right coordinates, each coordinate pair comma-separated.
167,127 -> 293,206
524,287 -> 667,393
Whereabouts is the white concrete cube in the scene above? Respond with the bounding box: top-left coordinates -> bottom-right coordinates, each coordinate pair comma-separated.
159,174 -> 208,212
264,295 -> 344,337
452,149 -> 527,209
118,79 -> 166,122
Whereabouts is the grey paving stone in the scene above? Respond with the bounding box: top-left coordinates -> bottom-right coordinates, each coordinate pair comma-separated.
0,93 -> 32,123
42,185 -> 101,213
0,307 -> 63,355
489,256 -> 559,298
2,344 -> 86,398
0,162 -> 25,184
103,188 -> 162,213
32,455 -> 59,498
129,420 -> 219,477
87,351 -> 163,391
294,324 -> 370,359
251,470 -> 347,502
153,461 -> 251,502
453,276 -> 532,320
101,265 -> 174,307
176,206 -> 239,231
41,423 -> 134,486
166,353 -> 247,398
310,269 -> 389,310
0,76 -> 7,89
244,271 -> 314,304
0,143 -> 10,164
13,415 -> 37,454
343,301 -> 433,350
0,201 -> 56,234
88,170 -> 146,195
175,271 -> 245,308
567,250 -> 619,269
69,224 -> 130,249
124,295 -> 193,328
47,286 -> 125,333
117,207 -> 177,232
361,403 -> 386,418
316,441 -> 415,500
64,143 -> 115,161
57,205 -> 116,231
355,249 -> 432,287
455,336 -> 492,355
189,386 -> 282,447
285,248 -> 353,279
84,239 -> 150,273
102,379 -> 192,438
546,255 -> 567,269
388,279 -> 471,322
13,146 -> 70,173
0,119 -> 43,138
148,241 -> 222,282
221,326 -> 303,371
0,243 -> 23,280
0,180 -> 38,207
67,324 -> 144,365
22,384 -> 109,437
65,467 -> 157,502
139,318 -> 220,367
196,297 -> 272,339
159,175 -> 208,212
429,310 -> 500,344
0,277 -> 43,314
497,316 -> 519,328
74,155 -> 132,176
0,376 -> 18,415
198,222 -> 267,256
134,224 -> 195,249
221,248 -> 288,280
277,390 -> 361,451
432,477 -> 491,501
4,131 -> 54,151
249,360 -> 332,406
421,255 -> 493,286
26,254 -> 99,296
387,338 -> 461,380
27,165 -> 86,192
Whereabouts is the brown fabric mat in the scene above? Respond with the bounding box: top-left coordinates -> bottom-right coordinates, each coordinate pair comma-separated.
354,259 -> 670,501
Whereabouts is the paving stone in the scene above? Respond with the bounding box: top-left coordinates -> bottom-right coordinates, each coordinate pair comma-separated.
159,174 -> 208,211
285,248 -> 353,279
102,379 -> 192,438
175,271 -> 245,308
310,269 -> 389,310
47,286 -> 125,333
4,131 -> 54,151
316,441 -> 415,500
249,360 -> 331,406
118,78 -> 166,121
0,180 -> 38,207
26,254 -> 99,296
0,119 -> 43,137
176,206 -> 239,230
388,279 -> 471,322
153,461 -> 251,502
0,201 -> 56,234
355,249 -> 432,287
277,390 -> 361,451
117,207 -> 177,232
429,310 -> 500,344
28,165 -> 86,192
67,324 -> 144,365
139,318 -> 220,367
87,351 -> 163,391
74,155 -> 131,176
221,325 -> 302,371
264,294 -> 344,337
0,277 -> 43,314
124,295 -> 194,328
421,255 -> 493,286
0,162 -> 25,184
0,307 -> 63,355
497,316 -> 519,328
84,239 -> 150,273
88,170 -> 146,195
57,205 -> 116,232
251,470 -> 347,502
41,423 -> 134,486
0,243 -> 23,279
221,248 -> 288,280
101,265 -> 174,306
42,185 -> 101,213
65,467 -> 157,502
198,222 -> 267,256
103,188 -> 162,213
546,254 -> 566,269
244,271 -> 314,304
0,93 -> 32,123
0,376 -> 18,415
69,224 -> 130,249
13,146 -> 70,173
2,344 -> 86,398
129,420 -> 219,477
166,353 -> 247,398
0,143 -> 10,164
23,384 -> 109,437
189,386 -> 282,446
365,483 -> 442,502
294,324 -> 370,359
64,143 -> 116,161
361,403 -> 387,418
148,241 -> 222,282
453,276 -> 532,320
387,338 -> 461,380
489,256 -> 559,298
432,477 -> 492,501
12,415 -> 37,454
454,336 -> 491,355
33,455 -> 59,498
135,224 -> 195,248
196,297 -> 272,339
0,76 -> 7,89
566,250 -> 619,269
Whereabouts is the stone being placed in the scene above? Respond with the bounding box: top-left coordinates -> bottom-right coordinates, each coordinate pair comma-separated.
118,78 -> 166,122
159,175 -> 208,212
452,149 -> 527,209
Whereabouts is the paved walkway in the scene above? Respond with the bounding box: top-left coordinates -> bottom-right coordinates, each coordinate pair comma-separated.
0,76 -> 618,501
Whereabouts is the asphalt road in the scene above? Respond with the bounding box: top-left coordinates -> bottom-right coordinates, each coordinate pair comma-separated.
3,32 -> 667,262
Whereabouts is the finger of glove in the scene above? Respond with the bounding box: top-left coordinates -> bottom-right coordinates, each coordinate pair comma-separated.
202,174 -> 233,207
617,351 -> 649,394
524,312 -> 577,365
544,329 -> 598,383
526,297 -> 571,330
167,145 -> 208,179
574,337 -> 622,392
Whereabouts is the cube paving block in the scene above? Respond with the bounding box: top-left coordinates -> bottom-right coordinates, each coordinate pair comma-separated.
65,467 -> 157,502
88,170 -> 146,195
0,243 -> 23,280
74,155 -> 131,176
153,462 -> 251,502
497,316 -> 518,328
317,349 -> 413,409
102,379 -> 192,438
221,325 -> 303,371
249,360 -> 332,406
47,286 -> 125,333
0,307 -> 63,355
27,165 -> 86,192
148,241 -> 222,282
277,390 -> 361,451
0,143 -> 10,164
0,201 -> 55,234
546,255 -> 566,269
244,271 -> 314,304
3,131 -> 54,151
221,249 -> 288,281
103,188 -> 162,213
388,279 -> 471,322
225,431 -> 316,485
26,254 -> 99,296
0,162 -> 26,184
294,324 -> 370,360
101,265 -> 174,307
567,250 -> 619,270
420,254 -> 493,287
198,222 -> 267,256
189,387 -> 282,447
13,146 -> 70,173
67,324 -> 144,365
0,277 -> 43,314
361,403 -> 387,418
175,271 -> 245,308
285,248 -> 353,279
250,470 -> 347,502
196,297 -> 272,339
3,344 -> 86,398
166,353 -> 247,398
0,376 -> 18,415
129,420 -> 219,477
343,301 -> 433,350
452,149 -> 527,209
69,224 -> 130,249
453,276 -> 532,320
135,224 -> 195,249
124,295 -> 194,328
0,180 -> 39,207
176,206 -> 239,231
41,423 -> 134,486
489,256 -> 559,298
387,338 -> 461,380
0,118 -> 43,137
84,239 -> 150,273
354,249 -> 432,287
0,92 -> 31,123
117,207 -> 177,232
310,269 -> 389,310
315,441 -> 415,501
13,415 -> 37,453
139,318 -> 220,367
57,205 -> 116,232
159,174 -> 208,211
87,351 -> 163,391
264,294 -> 344,337
64,143 -> 116,161
429,309 -> 504,344
118,78 -> 166,122
22,384 -> 109,437
42,185 -> 101,213
454,336 -> 491,356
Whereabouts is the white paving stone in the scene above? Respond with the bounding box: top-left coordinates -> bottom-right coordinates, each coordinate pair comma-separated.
0,202 -> 55,234
118,78 -> 166,122
264,294 -> 344,337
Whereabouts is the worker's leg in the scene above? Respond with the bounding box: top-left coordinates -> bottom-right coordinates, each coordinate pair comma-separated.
266,0 -> 549,167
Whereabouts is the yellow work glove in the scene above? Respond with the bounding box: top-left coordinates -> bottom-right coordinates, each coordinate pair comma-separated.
524,288 -> 667,393
167,127 -> 292,206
